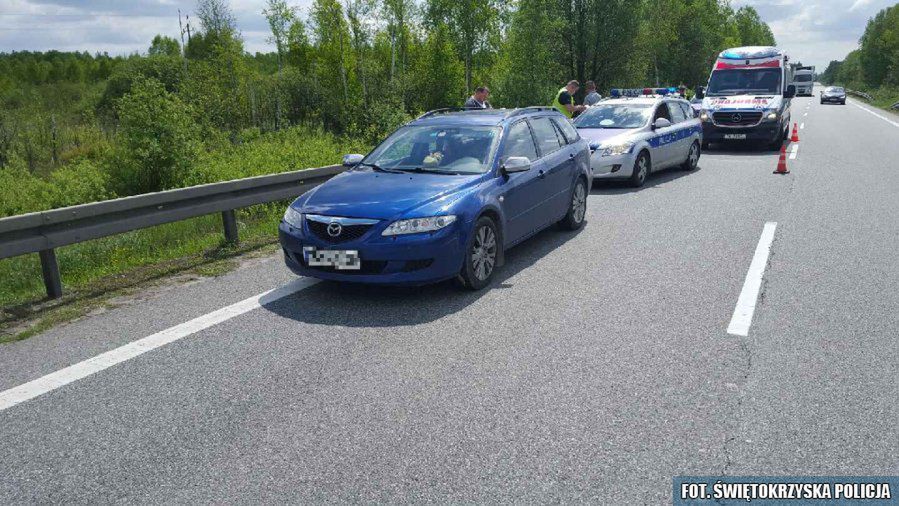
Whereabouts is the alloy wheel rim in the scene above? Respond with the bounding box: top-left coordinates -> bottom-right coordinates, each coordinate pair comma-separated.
471,225 -> 497,281
690,144 -> 699,166
638,157 -> 647,181
572,183 -> 586,223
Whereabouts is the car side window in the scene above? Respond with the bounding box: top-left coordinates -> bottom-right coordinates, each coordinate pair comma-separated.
668,102 -> 687,123
653,103 -> 672,122
678,102 -> 695,119
529,117 -> 563,156
501,121 -> 538,163
551,117 -> 580,144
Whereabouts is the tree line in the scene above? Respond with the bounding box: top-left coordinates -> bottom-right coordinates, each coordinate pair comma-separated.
0,0 -> 775,208
819,3 -> 899,96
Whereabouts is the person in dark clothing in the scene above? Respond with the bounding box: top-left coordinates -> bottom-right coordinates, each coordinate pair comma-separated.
464,86 -> 491,109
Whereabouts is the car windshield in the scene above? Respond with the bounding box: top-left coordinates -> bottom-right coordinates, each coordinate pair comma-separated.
794,74 -> 813,82
707,68 -> 782,95
825,87 -> 844,93
363,125 -> 501,174
573,104 -> 652,129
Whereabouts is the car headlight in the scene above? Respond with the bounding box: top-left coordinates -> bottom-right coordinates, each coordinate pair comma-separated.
382,215 -> 457,236
600,142 -> 635,157
699,111 -> 711,122
283,207 -> 304,229
763,110 -> 778,121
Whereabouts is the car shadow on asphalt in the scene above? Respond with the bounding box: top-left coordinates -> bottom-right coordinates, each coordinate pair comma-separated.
703,140 -> 793,157
590,165 -> 702,195
263,225 -> 584,327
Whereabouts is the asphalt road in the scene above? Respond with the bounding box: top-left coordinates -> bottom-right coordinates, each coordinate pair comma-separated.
1,87 -> 897,503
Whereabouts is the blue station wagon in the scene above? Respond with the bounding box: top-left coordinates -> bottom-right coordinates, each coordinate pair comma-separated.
278,107 -> 592,289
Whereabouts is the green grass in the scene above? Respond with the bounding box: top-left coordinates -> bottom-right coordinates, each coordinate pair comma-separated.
0,204 -> 284,341
0,125 -> 371,340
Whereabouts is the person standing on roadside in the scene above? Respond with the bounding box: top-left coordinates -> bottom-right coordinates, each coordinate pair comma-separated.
552,80 -> 586,118
464,86 -> 492,109
584,81 -> 602,106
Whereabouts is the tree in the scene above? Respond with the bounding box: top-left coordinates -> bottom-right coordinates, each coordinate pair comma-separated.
148,35 -> 181,57
263,0 -> 296,129
196,0 -> 238,35
425,0 -> 501,92
112,78 -> 201,194
733,6 -> 775,47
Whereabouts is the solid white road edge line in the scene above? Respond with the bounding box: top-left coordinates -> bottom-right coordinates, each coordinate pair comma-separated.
727,222 -> 778,337
789,144 -> 799,160
0,277 -> 319,412
850,100 -> 899,128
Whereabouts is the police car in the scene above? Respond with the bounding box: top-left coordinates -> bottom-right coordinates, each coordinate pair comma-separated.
573,88 -> 702,187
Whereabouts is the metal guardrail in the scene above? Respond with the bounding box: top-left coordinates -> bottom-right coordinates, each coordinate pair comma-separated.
0,164 -> 344,299
891,101 -> 899,111
846,89 -> 873,101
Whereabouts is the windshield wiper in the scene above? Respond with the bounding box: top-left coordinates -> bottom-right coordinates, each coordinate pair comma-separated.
401,167 -> 461,175
358,162 -> 403,174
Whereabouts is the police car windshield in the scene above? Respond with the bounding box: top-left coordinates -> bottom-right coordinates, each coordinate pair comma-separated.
363,125 -> 500,174
573,104 -> 652,129
707,68 -> 782,96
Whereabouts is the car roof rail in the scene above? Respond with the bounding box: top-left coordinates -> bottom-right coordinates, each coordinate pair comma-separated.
415,107 -> 484,120
505,106 -> 559,118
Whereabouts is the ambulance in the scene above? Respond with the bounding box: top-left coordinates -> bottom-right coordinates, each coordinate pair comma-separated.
697,46 -> 795,150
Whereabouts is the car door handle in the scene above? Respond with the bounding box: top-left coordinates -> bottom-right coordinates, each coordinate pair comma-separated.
569,153 -> 575,159
537,169 -> 546,178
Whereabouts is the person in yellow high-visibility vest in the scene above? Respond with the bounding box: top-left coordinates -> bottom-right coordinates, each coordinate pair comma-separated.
552,80 -> 587,118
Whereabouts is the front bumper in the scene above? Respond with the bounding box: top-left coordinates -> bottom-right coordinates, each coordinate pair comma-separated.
821,96 -> 845,103
702,121 -> 781,143
589,150 -> 638,179
278,220 -> 467,285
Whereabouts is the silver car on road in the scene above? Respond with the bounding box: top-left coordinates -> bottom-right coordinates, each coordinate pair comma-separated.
574,95 -> 703,187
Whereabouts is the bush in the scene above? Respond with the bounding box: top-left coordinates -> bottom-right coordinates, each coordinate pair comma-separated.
110,78 -> 202,195
44,159 -> 114,209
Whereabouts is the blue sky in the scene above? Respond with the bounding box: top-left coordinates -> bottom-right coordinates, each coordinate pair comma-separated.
0,0 -> 895,69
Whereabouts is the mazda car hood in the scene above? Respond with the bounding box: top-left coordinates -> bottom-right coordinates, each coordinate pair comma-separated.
294,169 -> 482,220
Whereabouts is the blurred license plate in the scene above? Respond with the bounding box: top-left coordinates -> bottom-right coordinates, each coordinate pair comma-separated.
303,247 -> 360,270
724,134 -> 747,139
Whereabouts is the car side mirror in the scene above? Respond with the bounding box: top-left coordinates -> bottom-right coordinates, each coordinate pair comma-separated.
501,156 -> 531,174
342,154 -> 364,167
695,86 -> 705,99
653,118 -> 672,129
784,85 -> 796,99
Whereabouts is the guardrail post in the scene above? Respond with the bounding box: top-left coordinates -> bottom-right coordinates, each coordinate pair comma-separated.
39,249 -> 63,299
221,210 -> 239,244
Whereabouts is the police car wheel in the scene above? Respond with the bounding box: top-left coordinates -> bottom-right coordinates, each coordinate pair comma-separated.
681,141 -> 700,171
629,152 -> 650,188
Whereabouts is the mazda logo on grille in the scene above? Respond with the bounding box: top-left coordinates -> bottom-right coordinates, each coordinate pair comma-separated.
327,222 -> 343,237
732,113 -> 743,122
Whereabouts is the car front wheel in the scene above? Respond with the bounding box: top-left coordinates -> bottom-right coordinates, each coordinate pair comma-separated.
629,151 -> 650,187
458,216 -> 500,290
559,178 -> 587,230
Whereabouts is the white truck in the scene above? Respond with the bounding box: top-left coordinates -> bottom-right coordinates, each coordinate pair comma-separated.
793,66 -> 815,96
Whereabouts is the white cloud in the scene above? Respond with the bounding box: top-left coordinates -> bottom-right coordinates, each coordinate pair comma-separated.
734,0 -> 894,69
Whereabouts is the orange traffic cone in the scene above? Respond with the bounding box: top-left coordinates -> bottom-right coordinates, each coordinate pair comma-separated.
773,144 -> 789,174
790,123 -> 800,142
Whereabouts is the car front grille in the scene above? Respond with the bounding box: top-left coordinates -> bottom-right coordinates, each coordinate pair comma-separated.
713,111 -> 763,126
307,220 -> 374,244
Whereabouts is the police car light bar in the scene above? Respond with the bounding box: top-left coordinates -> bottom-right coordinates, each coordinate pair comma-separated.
610,87 -> 679,98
